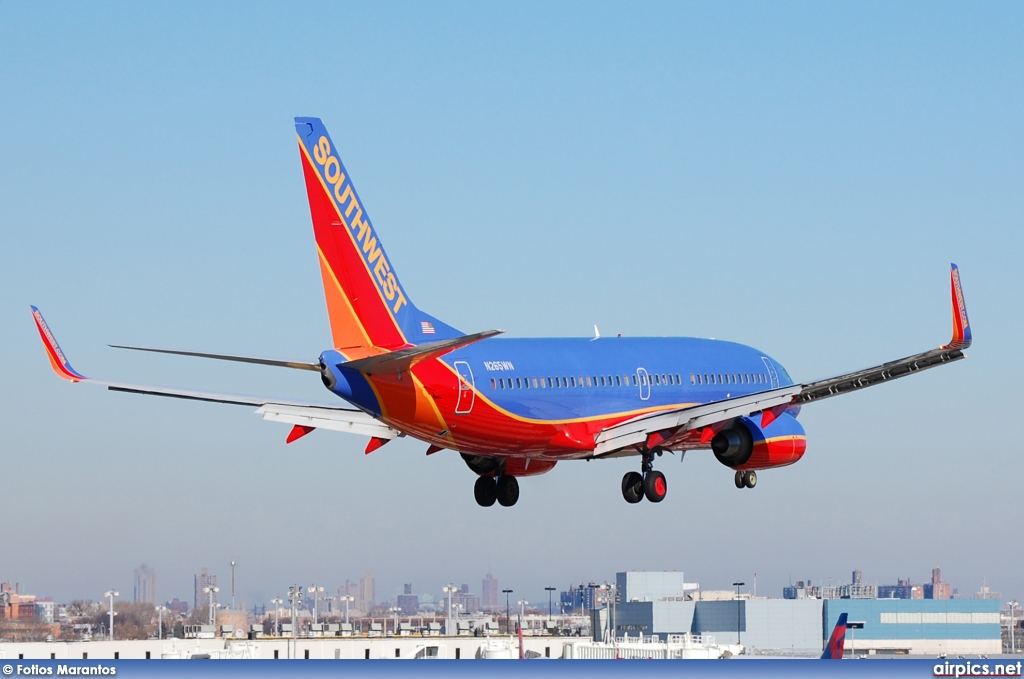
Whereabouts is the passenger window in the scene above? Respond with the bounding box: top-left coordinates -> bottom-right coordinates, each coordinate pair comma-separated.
614,376 -> 621,387
515,378 -> 521,389
491,378 -> 496,389
690,374 -> 695,385
532,377 -> 538,388
499,379 -> 505,389
662,374 -> 668,385
585,376 -> 592,387
569,376 -> 576,387
631,374 -> 638,386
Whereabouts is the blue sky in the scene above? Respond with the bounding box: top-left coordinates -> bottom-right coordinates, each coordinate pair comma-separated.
1,1 -> 1021,609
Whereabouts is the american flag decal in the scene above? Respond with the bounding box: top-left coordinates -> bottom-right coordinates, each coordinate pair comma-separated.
421,321 -> 435,335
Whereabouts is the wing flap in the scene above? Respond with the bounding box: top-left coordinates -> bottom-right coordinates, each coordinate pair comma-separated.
256,403 -> 399,438
593,387 -> 801,456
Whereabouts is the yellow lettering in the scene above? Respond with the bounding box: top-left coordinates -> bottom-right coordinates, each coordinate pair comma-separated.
373,255 -> 391,297
382,272 -> 397,300
391,288 -> 408,314
332,175 -> 348,203
363,234 -> 382,262
350,210 -> 370,241
314,136 -> 330,165
339,185 -> 360,218
324,156 -> 342,184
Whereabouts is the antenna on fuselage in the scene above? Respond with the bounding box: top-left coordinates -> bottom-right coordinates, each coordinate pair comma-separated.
591,325 -> 601,341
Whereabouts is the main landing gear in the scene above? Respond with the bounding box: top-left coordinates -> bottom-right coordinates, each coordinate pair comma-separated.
621,449 -> 668,504
734,470 -> 757,489
474,474 -> 520,507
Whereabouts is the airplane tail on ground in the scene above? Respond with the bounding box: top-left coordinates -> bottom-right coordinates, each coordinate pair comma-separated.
295,117 -> 462,358
820,612 -> 848,659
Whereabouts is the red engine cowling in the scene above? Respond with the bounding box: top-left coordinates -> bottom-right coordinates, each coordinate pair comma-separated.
711,412 -> 806,471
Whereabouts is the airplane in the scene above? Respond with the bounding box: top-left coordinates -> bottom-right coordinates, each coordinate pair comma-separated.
821,613 -> 849,660
31,116 -> 973,508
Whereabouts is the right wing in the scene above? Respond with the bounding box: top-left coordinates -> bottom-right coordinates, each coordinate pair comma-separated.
593,264 -> 972,457
30,306 -> 400,443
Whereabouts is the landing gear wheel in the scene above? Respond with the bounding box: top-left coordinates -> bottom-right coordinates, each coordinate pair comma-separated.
621,471 -> 644,504
495,475 -> 520,507
734,471 -> 745,489
474,475 -> 497,507
744,470 -> 757,489
643,470 -> 667,503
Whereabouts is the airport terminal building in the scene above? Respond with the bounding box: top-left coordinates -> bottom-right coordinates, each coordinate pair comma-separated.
594,571 -> 1002,656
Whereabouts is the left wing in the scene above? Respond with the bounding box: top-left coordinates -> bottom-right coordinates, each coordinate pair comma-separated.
593,264 -> 971,457
30,306 -> 400,443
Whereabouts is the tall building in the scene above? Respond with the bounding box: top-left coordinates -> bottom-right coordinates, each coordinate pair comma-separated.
482,573 -> 498,610
397,584 -> 418,615
134,563 -> 157,604
358,570 -> 375,613
194,567 -> 217,609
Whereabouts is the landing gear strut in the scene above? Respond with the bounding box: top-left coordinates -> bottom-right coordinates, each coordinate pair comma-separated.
474,474 -> 520,507
620,448 -> 668,504
734,470 -> 757,489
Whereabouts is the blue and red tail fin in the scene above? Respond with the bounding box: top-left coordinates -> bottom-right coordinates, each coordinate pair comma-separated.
942,263 -> 971,351
295,117 -> 462,358
820,612 -> 848,659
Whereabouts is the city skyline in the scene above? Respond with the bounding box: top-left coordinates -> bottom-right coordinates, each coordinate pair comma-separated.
2,1 -> 1021,613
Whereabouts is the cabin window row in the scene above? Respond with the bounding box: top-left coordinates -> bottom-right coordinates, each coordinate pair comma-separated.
690,372 -> 770,386
489,372 -> 770,390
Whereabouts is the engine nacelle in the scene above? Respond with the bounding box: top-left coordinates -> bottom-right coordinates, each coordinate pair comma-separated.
712,412 -> 806,470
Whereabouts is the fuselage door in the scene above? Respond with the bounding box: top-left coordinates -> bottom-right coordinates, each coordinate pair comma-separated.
454,361 -> 475,414
636,367 -> 651,401
761,356 -> 780,389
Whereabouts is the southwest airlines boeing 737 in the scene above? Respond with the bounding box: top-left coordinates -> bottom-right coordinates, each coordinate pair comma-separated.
31,117 -> 972,508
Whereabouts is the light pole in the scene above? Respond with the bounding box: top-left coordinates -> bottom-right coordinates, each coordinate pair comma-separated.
230,561 -> 237,616
308,585 -> 324,626
389,606 -> 401,636
442,584 -> 457,636
103,590 -> 118,641
545,587 -> 556,624
342,595 -> 354,625
287,585 -> 304,659
203,585 -> 220,626
502,589 -> 513,635
517,600 -> 528,633
1010,600 -> 1019,654
271,598 -> 283,637
732,581 -> 745,646
155,605 -> 167,640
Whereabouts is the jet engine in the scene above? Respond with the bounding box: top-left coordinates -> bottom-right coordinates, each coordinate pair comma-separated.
711,412 -> 806,470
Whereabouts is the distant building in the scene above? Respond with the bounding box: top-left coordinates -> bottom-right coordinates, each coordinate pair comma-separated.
0,583 -> 37,620
166,598 -> 188,616
397,584 -> 418,615
358,570 -> 375,613
482,573 -> 498,610
925,568 -> 952,600
194,567 -> 217,609
134,563 -> 157,604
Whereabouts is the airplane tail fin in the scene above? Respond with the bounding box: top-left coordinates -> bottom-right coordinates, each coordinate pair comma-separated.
295,117 -> 462,358
820,612 -> 848,659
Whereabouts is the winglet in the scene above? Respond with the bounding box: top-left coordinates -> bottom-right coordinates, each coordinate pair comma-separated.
942,263 -> 971,351
30,306 -> 86,382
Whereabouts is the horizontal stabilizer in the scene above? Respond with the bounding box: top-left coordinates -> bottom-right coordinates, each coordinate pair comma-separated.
110,345 -> 321,372
339,329 -> 502,375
